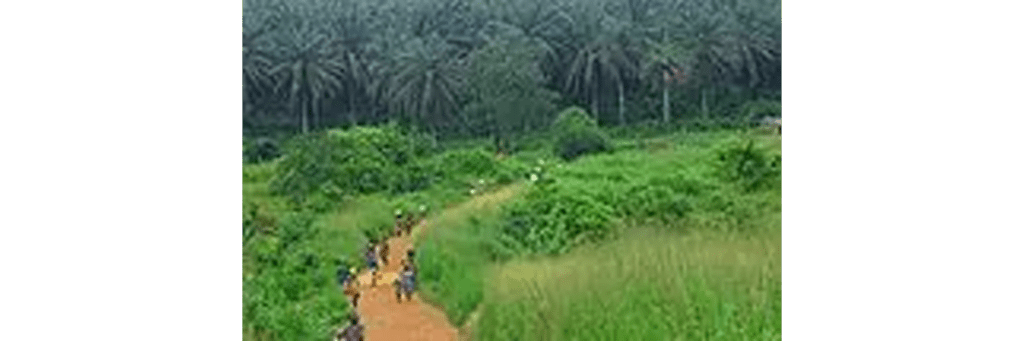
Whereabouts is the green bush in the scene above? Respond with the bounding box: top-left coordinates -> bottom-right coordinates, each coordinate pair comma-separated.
492,136 -> 782,255
497,182 -> 615,255
434,147 -> 502,178
244,137 -> 281,164
243,209 -> 353,341
269,125 -> 429,204
243,162 -> 276,184
713,137 -> 781,191
550,107 -> 612,161
740,100 -> 782,123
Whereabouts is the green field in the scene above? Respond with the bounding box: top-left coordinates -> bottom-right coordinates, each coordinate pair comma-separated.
475,228 -> 780,341
242,123 -> 781,340
410,129 -> 782,340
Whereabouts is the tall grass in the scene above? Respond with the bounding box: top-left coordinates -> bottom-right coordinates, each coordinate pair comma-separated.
474,228 -> 781,341
415,185 -> 522,325
310,195 -> 393,269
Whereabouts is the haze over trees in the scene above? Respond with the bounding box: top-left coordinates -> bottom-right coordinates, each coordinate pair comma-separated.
243,0 -> 781,141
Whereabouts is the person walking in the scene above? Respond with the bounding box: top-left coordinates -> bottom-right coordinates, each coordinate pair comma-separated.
365,242 -> 379,287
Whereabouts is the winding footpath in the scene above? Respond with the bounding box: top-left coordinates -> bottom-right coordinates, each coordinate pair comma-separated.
351,221 -> 458,341
346,186 -> 521,340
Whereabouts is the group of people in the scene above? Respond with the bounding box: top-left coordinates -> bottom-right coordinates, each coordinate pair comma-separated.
393,206 -> 427,237
333,209 -> 426,340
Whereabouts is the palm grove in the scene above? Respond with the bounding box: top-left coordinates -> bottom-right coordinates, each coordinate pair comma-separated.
243,0 -> 780,144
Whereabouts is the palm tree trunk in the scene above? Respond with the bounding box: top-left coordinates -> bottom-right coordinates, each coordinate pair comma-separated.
591,86 -> 599,124
429,124 -> 438,148
348,85 -> 357,127
312,95 -> 319,130
301,95 -> 309,133
662,83 -> 670,124
701,88 -> 708,120
618,83 -> 625,126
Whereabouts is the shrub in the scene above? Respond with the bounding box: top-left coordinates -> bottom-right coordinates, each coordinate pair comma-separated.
243,208 -> 354,341
713,137 -> 781,191
434,147 -> 502,178
244,137 -> 281,164
740,100 -> 782,123
243,162 -> 276,184
550,107 -> 612,161
498,182 -> 614,255
269,125 -> 428,204
267,133 -> 340,204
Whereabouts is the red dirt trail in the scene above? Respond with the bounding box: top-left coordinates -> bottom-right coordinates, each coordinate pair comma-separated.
351,222 -> 458,341
346,186 -> 520,340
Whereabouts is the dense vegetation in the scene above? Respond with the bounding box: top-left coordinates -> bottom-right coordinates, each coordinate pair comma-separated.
477,228 -> 781,340
242,1 -> 780,339
243,119 -> 781,340
243,123 -> 539,340
409,128 -> 781,337
243,0 -> 781,148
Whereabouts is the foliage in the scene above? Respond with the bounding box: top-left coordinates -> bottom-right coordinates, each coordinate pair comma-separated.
244,137 -> 281,164
415,186 -> 523,325
713,137 -> 781,191
465,37 -> 560,142
383,36 -> 467,133
497,183 -> 615,255
267,133 -> 339,205
550,107 -> 613,161
243,162 -> 277,184
243,0 -> 782,137
268,124 -> 427,205
493,131 -> 780,257
243,209 -> 353,341
475,229 -> 781,341
740,99 -> 782,121
432,147 -> 503,179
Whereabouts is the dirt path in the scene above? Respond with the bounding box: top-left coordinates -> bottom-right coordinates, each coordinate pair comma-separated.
346,185 -> 521,340
351,222 -> 457,341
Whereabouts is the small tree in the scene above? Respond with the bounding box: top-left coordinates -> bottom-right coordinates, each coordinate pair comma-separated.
466,37 -> 559,152
550,107 -> 612,161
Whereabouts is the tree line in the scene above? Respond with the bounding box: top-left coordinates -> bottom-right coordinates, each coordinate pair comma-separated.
243,0 -> 781,141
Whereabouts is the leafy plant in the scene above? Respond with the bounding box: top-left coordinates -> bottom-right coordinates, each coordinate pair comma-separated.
269,124 -> 429,204
243,207 -> 353,341
713,137 -> 781,191
550,107 -> 613,161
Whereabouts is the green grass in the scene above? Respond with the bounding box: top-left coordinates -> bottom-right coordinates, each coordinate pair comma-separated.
416,185 -> 523,325
474,228 -> 781,341
243,127 -> 781,341
310,195 -> 393,270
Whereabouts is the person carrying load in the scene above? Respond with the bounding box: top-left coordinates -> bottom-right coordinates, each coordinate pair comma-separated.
364,242 -> 379,287
393,210 -> 404,237
399,262 -> 416,301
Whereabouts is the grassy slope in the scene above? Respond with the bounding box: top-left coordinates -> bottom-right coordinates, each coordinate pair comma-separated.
476,228 -> 781,341
469,130 -> 781,340
243,128 -> 781,340
415,185 -> 524,326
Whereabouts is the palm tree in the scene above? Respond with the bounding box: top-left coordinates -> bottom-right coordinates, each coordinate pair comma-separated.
485,0 -> 575,87
667,0 -> 741,118
564,31 -> 642,126
243,0 -> 285,131
384,36 -> 466,139
267,20 -> 348,133
321,0 -> 374,126
466,37 -> 558,147
642,37 -> 687,124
